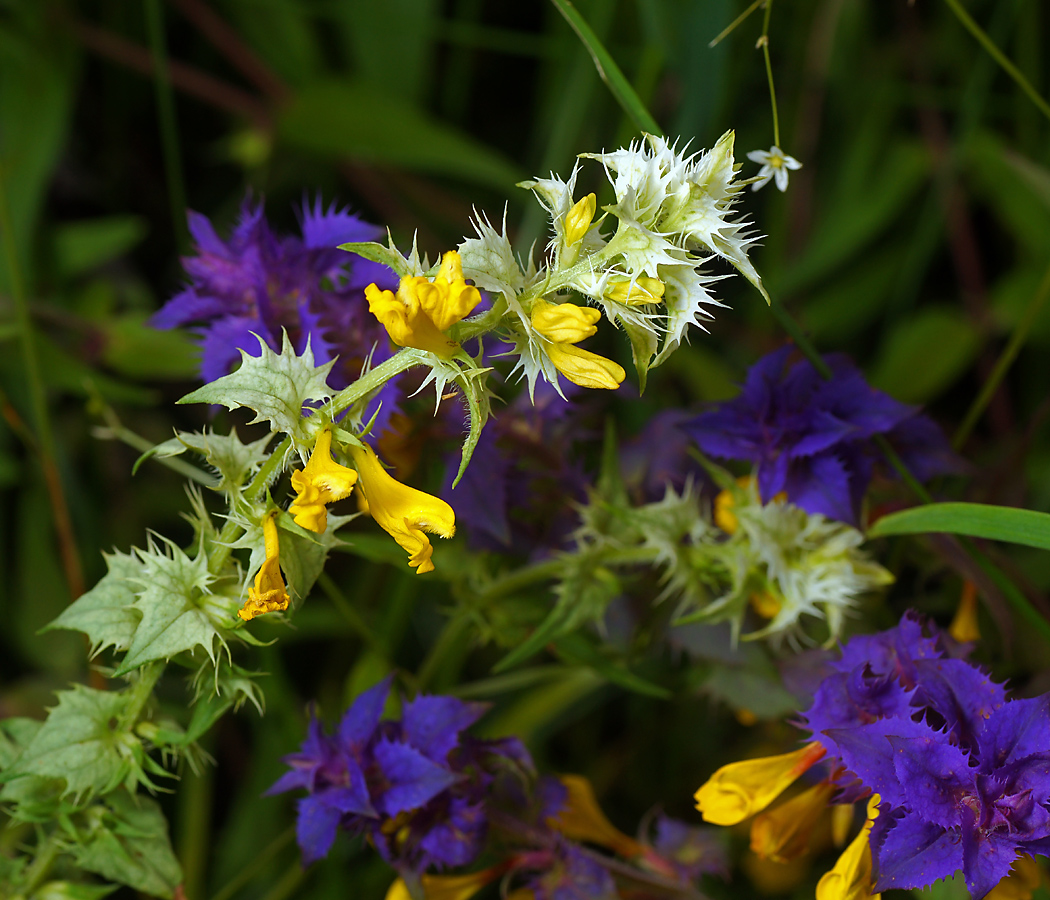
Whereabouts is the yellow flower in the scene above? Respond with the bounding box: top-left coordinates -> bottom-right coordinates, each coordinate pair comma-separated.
714,476 -> 786,534
949,580 -> 981,643
550,774 -> 644,859
531,299 -> 625,390
604,275 -> 665,306
563,192 -> 596,249
238,511 -> 291,621
384,865 -> 508,900
530,300 -> 601,344
288,429 -> 358,533
694,741 -> 826,826
365,251 -> 482,357
986,856 -> 1045,900
816,795 -> 881,900
750,781 -> 835,863
349,443 -> 455,574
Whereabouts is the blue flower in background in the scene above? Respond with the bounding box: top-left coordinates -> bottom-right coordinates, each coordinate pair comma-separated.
269,678 -> 532,873
684,346 -> 962,524
152,196 -> 402,431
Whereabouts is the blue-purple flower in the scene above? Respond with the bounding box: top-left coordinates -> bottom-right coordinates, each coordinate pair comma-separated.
152,196 -> 401,430
443,380 -> 590,556
268,678 -> 529,872
684,346 -> 961,523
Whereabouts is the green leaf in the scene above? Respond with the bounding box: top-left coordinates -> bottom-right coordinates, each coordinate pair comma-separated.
134,428 -> 272,493
178,331 -> 334,448
44,550 -> 142,656
869,307 -> 981,403
276,512 -> 352,603
33,882 -> 117,900
277,79 -> 521,189
338,239 -> 413,278
451,361 -> 493,487
868,502 -> 1050,550
72,791 -> 182,899
99,312 -> 198,381
1,686 -> 134,802
0,718 -> 42,769
53,216 -> 147,279
552,633 -> 670,698
622,317 -> 657,393
115,540 -> 231,677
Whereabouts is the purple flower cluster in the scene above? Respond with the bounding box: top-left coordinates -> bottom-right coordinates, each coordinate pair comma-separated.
271,679 -> 727,897
801,613 -> 1050,898
267,678 -> 526,872
152,196 -> 401,430
685,346 -> 961,524
443,380 -> 590,556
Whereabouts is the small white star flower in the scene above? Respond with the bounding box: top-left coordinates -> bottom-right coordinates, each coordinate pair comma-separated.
746,145 -> 802,192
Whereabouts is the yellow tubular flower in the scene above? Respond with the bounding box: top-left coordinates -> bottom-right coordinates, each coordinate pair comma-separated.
749,589 -> 782,619
238,512 -> 291,621
751,781 -> 835,863
816,795 -> 881,900
288,429 -> 358,533
550,775 -> 644,859
563,192 -> 597,249
694,741 -> 826,826
349,443 -> 455,574
986,856 -> 1045,900
545,342 -> 625,390
531,299 -> 601,344
949,580 -> 981,643
365,251 -> 481,357
605,275 -> 666,306
385,866 -> 504,900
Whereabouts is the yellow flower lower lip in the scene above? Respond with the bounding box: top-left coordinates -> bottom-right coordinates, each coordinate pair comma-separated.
349,443 -> 455,574
238,511 -> 291,621
288,429 -> 358,533
750,781 -> 835,863
815,794 -> 880,900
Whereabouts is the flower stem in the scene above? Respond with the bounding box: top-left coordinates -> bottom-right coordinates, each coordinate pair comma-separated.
709,0 -> 766,48
760,0 -> 781,148
942,0 -> 1050,124
21,831 -> 63,896
119,662 -> 165,729
954,260 -> 1050,450
208,827 -> 296,900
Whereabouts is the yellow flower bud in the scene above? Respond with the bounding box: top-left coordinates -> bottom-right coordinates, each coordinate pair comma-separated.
238,512 -> 291,621
550,775 -> 644,859
751,781 -> 835,863
563,192 -> 596,248
386,867 -> 503,900
288,429 -> 358,533
531,299 -> 601,344
694,741 -> 826,826
545,342 -> 625,390
349,443 -> 456,574
749,589 -> 782,619
604,275 -> 665,306
816,795 -> 881,900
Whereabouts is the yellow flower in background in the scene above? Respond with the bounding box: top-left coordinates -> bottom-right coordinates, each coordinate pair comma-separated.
531,298 -> 625,390
288,429 -> 357,533
986,856 -> 1045,900
365,251 -> 481,357
815,795 -> 880,900
750,781 -> 835,863
604,275 -> 665,306
238,511 -> 290,621
694,741 -> 826,826
385,867 -> 504,900
550,774 -> 644,859
949,580 -> 981,643
349,443 -> 455,574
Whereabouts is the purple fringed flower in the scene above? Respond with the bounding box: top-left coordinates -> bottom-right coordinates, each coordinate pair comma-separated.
798,613 -> 1050,899
153,196 -> 402,432
268,678 -> 533,873
443,380 -> 591,556
684,346 -> 962,524
514,839 -> 619,900
648,814 -> 728,882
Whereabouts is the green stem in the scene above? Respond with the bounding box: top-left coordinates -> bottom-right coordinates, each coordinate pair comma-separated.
328,347 -> 426,416
548,0 -> 661,134
954,260 -> 1050,449
118,662 -> 165,730
317,571 -> 383,650
708,0 -> 766,47
209,827 -> 296,900
144,0 -> 188,246
21,831 -> 63,896
942,0 -> 1050,124
966,538 -> 1050,646
258,859 -> 306,900
176,753 -> 213,900
416,611 -> 472,689
761,0 -> 780,147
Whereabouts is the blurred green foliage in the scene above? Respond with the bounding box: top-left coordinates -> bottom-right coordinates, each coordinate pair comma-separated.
1,0 -> 1050,898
